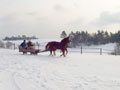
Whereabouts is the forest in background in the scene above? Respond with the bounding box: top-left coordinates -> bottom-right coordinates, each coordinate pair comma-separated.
61,30 -> 120,47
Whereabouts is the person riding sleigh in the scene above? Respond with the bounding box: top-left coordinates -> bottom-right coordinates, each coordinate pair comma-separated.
27,40 -> 35,49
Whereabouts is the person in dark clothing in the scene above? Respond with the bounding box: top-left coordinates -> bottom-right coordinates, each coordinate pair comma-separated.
20,40 -> 27,47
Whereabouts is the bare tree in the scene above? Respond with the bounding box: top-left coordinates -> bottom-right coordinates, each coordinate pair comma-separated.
113,42 -> 120,55
6,41 -> 13,49
0,40 -> 5,48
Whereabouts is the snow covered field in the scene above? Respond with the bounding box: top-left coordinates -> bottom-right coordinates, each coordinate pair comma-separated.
0,47 -> 120,90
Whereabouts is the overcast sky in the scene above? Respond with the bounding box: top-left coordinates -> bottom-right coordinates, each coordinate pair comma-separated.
0,0 -> 120,38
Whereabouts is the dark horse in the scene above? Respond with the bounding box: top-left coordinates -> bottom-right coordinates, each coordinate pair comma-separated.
45,37 -> 71,57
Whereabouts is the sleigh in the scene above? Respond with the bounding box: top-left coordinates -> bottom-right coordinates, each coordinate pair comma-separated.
19,37 -> 71,56
19,46 -> 40,55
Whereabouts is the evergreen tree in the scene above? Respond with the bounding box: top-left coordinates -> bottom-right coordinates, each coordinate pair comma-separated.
60,30 -> 120,48
60,31 -> 67,38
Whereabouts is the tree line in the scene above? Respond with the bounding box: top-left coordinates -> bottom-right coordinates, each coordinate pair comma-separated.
61,30 -> 120,47
3,35 -> 38,41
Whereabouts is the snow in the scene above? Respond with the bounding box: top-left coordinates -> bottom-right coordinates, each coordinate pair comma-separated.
0,45 -> 120,90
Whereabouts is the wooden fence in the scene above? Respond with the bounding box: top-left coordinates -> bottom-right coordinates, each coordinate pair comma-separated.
68,47 -> 115,55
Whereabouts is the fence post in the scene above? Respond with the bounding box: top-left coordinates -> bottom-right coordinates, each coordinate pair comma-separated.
81,46 -> 82,54
36,42 -> 40,49
38,44 -> 40,49
115,50 -> 117,56
100,48 -> 102,55
13,43 -> 15,50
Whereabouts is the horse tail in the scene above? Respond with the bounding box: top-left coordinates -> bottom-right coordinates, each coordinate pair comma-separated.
45,42 -> 50,50
39,43 -> 50,52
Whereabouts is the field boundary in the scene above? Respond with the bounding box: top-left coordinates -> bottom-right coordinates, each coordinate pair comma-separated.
68,47 -> 115,55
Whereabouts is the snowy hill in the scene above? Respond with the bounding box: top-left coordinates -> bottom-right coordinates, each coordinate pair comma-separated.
0,48 -> 120,90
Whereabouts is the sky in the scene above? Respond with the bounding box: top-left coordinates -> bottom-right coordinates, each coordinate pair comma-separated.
0,0 -> 120,39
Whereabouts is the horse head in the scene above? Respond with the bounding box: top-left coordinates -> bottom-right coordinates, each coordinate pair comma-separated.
61,37 -> 71,44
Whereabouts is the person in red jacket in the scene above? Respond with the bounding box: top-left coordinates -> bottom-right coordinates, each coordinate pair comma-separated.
27,40 -> 35,49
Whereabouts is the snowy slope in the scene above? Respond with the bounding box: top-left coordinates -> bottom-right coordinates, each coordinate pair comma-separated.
0,48 -> 120,90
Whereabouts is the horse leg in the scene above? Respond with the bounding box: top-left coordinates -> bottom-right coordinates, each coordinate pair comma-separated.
60,49 -> 66,57
53,50 -> 56,56
63,50 -> 66,57
60,49 -> 63,56
53,47 -> 56,56
60,51 -> 63,56
50,50 -> 53,56
65,48 -> 68,55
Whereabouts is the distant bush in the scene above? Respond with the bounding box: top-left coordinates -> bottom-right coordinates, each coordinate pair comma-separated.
112,43 -> 120,55
6,41 -> 13,49
0,40 -> 5,48
0,40 -> 15,49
